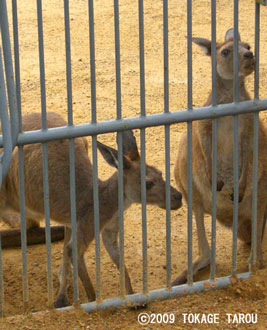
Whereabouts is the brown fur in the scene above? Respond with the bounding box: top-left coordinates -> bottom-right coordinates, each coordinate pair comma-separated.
0,112 -> 182,307
173,29 -> 267,285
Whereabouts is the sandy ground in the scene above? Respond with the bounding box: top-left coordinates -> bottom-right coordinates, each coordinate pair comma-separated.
0,0 -> 267,328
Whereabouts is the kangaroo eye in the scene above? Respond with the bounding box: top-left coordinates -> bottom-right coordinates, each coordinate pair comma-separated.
246,45 -> 251,50
146,180 -> 155,190
221,49 -> 230,57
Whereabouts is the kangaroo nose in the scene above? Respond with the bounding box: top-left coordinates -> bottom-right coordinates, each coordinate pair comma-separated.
172,191 -> 182,209
170,186 -> 182,209
244,51 -> 253,59
175,191 -> 182,202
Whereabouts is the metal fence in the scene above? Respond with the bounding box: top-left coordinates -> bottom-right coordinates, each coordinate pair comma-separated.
0,0 -> 266,315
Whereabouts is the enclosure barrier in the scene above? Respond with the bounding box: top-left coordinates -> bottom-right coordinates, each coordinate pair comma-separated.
0,0 -> 266,315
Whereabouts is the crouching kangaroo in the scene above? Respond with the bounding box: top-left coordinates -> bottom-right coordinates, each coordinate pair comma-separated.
173,28 -> 267,285
0,112 -> 182,307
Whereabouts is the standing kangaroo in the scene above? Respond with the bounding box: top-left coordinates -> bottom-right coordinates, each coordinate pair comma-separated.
173,28 -> 267,285
0,112 -> 182,307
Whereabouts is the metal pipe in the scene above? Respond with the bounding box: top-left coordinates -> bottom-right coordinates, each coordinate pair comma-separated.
56,272 -> 251,313
163,0 -> 171,290
36,0 -> 53,305
140,128 -> 148,294
210,0 -> 217,281
0,99 -> 265,149
254,3 -> 260,101
0,0 -> 19,148
186,0 -> 193,284
138,0 -> 148,295
12,0 -> 29,305
1,100 -> 266,147
249,0 -> 261,272
64,0 -> 79,303
114,0 -> 125,298
232,0 -> 240,275
232,114 -> 239,274
0,47 -> 12,187
88,0 -> 101,303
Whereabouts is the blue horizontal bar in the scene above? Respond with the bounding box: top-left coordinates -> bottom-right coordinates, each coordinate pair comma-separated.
0,99 -> 267,147
55,272 -> 250,313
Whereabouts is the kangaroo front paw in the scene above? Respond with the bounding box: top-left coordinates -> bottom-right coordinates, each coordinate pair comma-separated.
172,275 -> 187,286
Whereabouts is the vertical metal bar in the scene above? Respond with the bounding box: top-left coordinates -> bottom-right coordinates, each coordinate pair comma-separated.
163,0 -> 171,290
64,0 -> 79,303
18,148 -> 29,302
250,2 -> 260,269
186,0 -> 193,285
254,2 -> 260,101
88,0 -> 97,124
250,113 -> 259,270
12,0 -> 22,128
165,126 -> 171,289
92,135 -> 101,302
0,0 -> 19,148
36,0 -> 53,306
114,0 -> 125,298
88,0 -> 101,302
139,0 -> 145,118
187,0 -> 193,111
140,129 -> 147,294
0,236 -> 3,316
163,0 -> 169,113
64,0 -> 73,125
233,0 -> 239,104
0,1 -> 13,187
68,139 -> 79,301
138,0 -> 148,294
232,114 -> 239,274
250,116 -> 259,270
210,124 -> 217,282
210,0 -> 217,282
0,45 -> 13,183
211,1 -> 217,107
117,130 -> 125,298
232,0 -> 240,274
12,0 -> 29,306
114,0 -> 122,119
37,0 -> 47,128
41,145 -> 53,306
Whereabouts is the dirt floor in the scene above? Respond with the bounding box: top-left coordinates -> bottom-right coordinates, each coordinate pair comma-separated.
0,0 -> 267,329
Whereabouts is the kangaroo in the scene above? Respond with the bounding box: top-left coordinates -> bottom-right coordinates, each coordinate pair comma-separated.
173,28 -> 267,285
0,112 -> 182,307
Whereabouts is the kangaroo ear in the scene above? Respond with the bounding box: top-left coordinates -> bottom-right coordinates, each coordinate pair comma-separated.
118,130 -> 140,161
97,141 -> 131,170
225,28 -> 241,42
192,37 -> 212,56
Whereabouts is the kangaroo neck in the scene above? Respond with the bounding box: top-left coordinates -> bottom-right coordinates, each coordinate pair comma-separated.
97,172 -> 131,230
205,73 -> 250,106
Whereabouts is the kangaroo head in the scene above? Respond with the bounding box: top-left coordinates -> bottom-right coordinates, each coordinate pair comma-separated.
192,28 -> 255,80
97,131 -> 182,210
